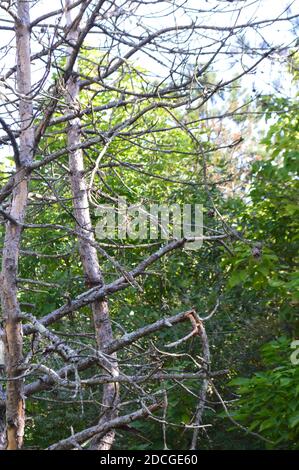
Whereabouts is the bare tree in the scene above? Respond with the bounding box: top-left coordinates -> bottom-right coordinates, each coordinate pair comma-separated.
0,0 -> 297,450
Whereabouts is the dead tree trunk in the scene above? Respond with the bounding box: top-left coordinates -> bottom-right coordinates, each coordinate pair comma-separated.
0,1 -> 33,450
0,396 -> 5,450
0,328 -> 6,449
65,0 -> 119,450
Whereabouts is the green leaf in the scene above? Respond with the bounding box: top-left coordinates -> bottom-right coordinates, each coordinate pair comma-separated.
228,270 -> 248,288
289,414 -> 299,429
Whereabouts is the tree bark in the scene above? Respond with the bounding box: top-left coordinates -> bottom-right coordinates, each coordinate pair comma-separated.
0,1 -> 33,450
65,0 -> 119,450
0,329 -> 6,449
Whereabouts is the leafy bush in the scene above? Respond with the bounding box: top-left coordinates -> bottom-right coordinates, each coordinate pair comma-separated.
228,337 -> 299,449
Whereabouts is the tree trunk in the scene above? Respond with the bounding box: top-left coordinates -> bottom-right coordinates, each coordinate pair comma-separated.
0,1 -> 33,450
65,1 -> 119,450
0,329 -> 6,449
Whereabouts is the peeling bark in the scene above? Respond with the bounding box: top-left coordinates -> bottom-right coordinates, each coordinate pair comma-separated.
0,329 -> 6,449
65,0 -> 119,450
0,1 -> 33,450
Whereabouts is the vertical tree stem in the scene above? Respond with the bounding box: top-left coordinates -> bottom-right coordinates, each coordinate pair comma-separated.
0,0 -> 33,450
65,0 -> 119,450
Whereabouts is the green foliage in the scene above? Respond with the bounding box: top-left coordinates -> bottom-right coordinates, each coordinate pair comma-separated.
228,337 -> 299,449
223,93 -> 299,329
218,93 -> 299,450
